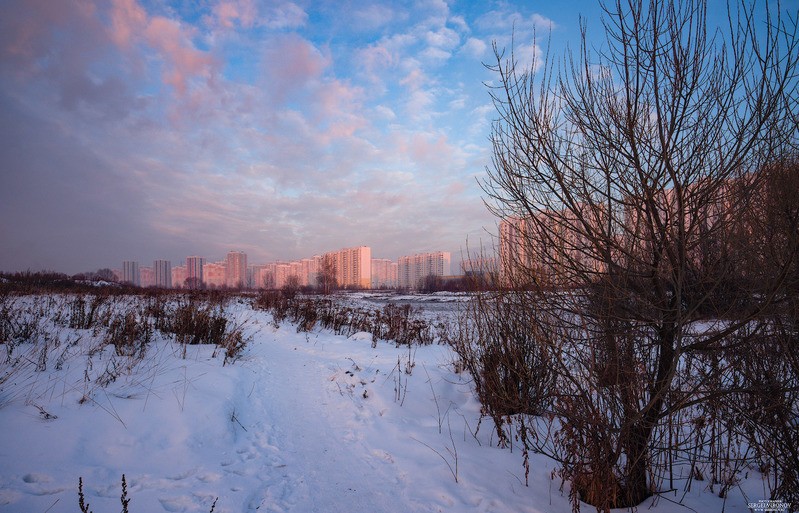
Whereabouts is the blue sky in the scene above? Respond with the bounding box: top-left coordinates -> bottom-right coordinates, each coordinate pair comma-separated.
0,0 -> 789,274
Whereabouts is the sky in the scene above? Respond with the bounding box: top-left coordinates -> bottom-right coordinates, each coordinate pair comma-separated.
1,0 -> 788,274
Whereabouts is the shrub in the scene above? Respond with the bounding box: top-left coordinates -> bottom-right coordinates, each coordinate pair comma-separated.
254,293 -> 441,346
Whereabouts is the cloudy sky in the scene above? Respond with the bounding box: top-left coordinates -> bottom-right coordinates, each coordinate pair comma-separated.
0,0 -> 732,274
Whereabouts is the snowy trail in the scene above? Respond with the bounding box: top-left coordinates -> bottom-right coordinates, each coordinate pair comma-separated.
230,329 -> 407,512
219,319 -> 529,513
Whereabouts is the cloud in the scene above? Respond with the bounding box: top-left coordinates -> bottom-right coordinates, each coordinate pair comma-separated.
0,0 -> 150,122
263,2 -> 308,29
0,0 -> 500,273
354,43 -> 396,90
108,0 -> 146,48
374,104 -> 396,120
351,3 -> 398,30
462,37 -> 487,59
261,34 -> 329,103
424,26 -> 460,49
475,9 -> 555,33
420,46 -> 451,63
107,0 -> 217,96
213,0 -> 258,29
144,17 -> 216,94
449,15 -> 469,33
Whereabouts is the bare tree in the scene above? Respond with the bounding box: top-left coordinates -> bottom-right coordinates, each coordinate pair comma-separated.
462,0 -> 799,509
282,274 -> 300,300
317,254 -> 338,295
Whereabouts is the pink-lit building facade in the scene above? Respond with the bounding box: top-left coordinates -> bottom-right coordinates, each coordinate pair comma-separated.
203,261 -> 227,288
371,258 -> 398,289
226,251 -> 248,288
171,265 -> 187,288
326,246 -> 372,289
185,256 -> 205,288
397,251 -> 451,290
154,260 -> 172,288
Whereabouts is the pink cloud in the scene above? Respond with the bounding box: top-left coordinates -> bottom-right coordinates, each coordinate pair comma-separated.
214,0 -> 257,29
261,34 -> 329,103
399,68 -> 427,90
109,0 -> 147,49
395,131 -> 466,173
108,0 -> 215,95
144,17 -> 215,94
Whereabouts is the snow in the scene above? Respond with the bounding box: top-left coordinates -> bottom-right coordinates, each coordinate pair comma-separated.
0,295 -> 769,513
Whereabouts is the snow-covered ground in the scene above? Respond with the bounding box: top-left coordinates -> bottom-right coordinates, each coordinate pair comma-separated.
0,295 -> 771,512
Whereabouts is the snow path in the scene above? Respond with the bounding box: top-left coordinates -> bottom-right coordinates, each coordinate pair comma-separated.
230,329 -> 407,512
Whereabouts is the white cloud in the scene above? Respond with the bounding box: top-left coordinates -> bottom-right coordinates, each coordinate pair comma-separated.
462,37 -> 487,58
420,46 -> 451,63
374,104 -> 396,120
449,15 -> 469,33
352,4 -> 397,30
424,26 -> 460,49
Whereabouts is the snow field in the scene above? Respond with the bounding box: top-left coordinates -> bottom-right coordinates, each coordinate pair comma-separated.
0,295 -> 770,513
0,299 -> 564,513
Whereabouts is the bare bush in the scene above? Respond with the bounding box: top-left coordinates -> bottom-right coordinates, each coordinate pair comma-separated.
254,292 -> 442,346
106,308 -> 152,357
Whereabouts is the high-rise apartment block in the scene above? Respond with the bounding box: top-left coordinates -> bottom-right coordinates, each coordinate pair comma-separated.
172,265 -> 187,288
225,251 -> 248,288
122,261 -> 140,286
139,266 -> 154,287
185,256 -> 205,288
397,251 -> 451,290
203,261 -> 227,288
498,216 -> 533,286
249,264 -> 269,289
325,246 -> 371,289
499,206 -> 606,288
153,260 -> 172,288
371,258 -> 398,289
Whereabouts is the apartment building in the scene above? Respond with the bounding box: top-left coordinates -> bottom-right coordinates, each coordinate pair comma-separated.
171,265 -> 187,288
371,258 -> 398,289
397,251 -> 451,290
139,266 -> 155,288
185,256 -> 205,288
498,203 -> 623,288
203,261 -> 227,288
324,246 -> 371,289
225,251 -> 248,288
249,264 -> 270,289
122,261 -> 140,286
153,260 -> 172,288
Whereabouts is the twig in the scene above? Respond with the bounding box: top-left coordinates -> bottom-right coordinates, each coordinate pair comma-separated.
410,436 -> 458,483
43,498 -> 60,513
422,363 -> 442,434
231,409 -> 248,432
